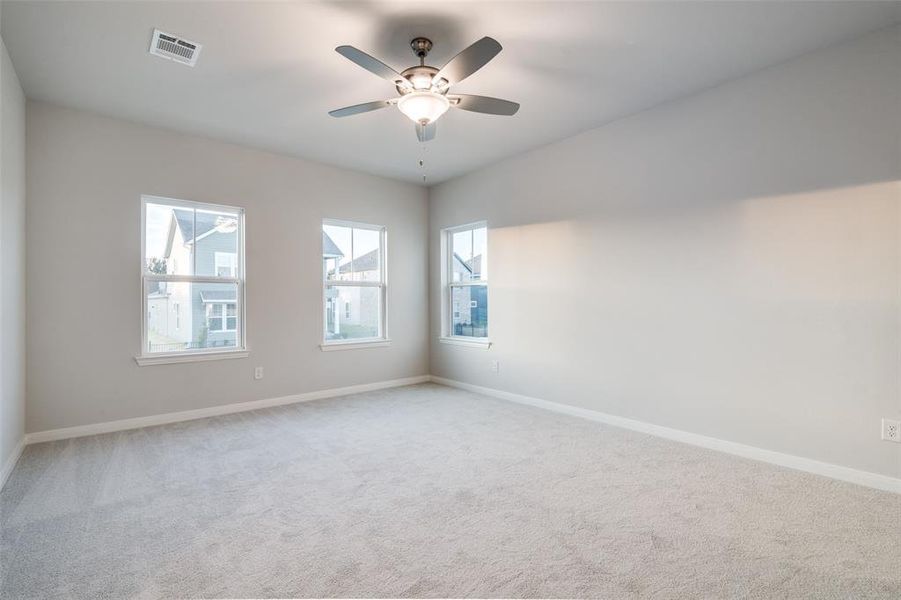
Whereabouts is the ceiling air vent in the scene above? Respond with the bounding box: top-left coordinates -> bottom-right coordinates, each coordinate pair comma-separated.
149,29 -> 202,67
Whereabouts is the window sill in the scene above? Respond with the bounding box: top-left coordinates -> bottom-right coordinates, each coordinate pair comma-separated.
439,337 -> 492,350
134,350 -> 249,366
320,339 -> 392,352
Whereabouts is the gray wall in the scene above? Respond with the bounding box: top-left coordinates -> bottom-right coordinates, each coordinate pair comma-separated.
26,102 -> 428,432
1,32 -> 26,472
429,27 -> 901,478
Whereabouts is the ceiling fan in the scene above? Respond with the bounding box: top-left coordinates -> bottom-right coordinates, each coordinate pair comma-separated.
328,37 -> 520,142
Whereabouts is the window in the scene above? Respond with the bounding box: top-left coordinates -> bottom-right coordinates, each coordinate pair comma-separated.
322,219 -> 387,348
140,196 -> 245,361
443,222 -> 489,346
215,252 -> 237,277
207,303 -> 237,332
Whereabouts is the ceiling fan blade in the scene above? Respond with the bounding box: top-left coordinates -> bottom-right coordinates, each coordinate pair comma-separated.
328,99 -> 394,118
432,37 -> 502,87
416,121 -> 437,142
449,94 -> 520,116
335,46 -> 411,90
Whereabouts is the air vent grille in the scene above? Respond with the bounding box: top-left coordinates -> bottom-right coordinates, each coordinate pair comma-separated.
149,29 -> 202,67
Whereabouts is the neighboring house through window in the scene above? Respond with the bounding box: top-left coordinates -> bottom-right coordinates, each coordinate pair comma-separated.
141,196 -> 245,359
321,219 -> 387,347
443,222 -> 489,346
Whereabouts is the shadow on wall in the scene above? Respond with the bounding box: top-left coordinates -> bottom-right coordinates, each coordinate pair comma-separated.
461,150 -> 901,232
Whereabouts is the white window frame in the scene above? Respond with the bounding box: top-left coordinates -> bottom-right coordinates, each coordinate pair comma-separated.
440,221 -> 491,349
321,218 -> 390,351
136,195 -> 248,366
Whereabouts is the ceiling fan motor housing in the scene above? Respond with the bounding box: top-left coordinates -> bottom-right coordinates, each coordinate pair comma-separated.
398,65 -> 445,94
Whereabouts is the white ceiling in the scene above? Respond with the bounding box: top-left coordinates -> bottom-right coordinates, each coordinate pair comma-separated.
2,1 -> 898,185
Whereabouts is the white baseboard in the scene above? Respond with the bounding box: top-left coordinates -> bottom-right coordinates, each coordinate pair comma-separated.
430,376 -> 901,495
1,436 -> 26,490
25,375 -> 431,445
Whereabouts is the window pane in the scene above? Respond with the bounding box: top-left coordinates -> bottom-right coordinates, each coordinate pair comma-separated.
145,203 -> 192,275
195,208 -> 240,277
146,282 -> 239,353
451,229 -> 473,282
324,285 -> 380,341
471,226 -> 487,281
451,285 -> 488,338
323,224 -> 352,281
351,227 -> 381,282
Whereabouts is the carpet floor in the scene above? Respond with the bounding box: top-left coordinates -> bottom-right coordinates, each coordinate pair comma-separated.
1,383 -> 899,599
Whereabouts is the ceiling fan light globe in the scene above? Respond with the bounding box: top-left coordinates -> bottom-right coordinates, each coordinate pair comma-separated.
397,91 -> 450,125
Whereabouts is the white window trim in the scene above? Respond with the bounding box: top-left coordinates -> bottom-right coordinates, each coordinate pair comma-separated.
320,339 -> 392,351
320,218 -> 390,351
441,221 -> 490,348
135,350 -> 250,366
439,336 -> 491,349
136,195 -> 247,365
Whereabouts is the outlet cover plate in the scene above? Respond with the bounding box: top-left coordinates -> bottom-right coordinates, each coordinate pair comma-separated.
882,418 -> 900,443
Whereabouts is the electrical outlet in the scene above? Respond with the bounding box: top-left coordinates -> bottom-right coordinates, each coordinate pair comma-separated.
882,418 -> 900,443
254,366 -> 264,380
489,360 -> 499,373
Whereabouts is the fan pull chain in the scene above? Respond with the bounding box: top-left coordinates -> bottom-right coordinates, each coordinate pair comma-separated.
419,146 -> 428,184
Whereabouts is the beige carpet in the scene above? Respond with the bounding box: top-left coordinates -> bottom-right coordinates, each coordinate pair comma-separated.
1,383 -> 899,599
